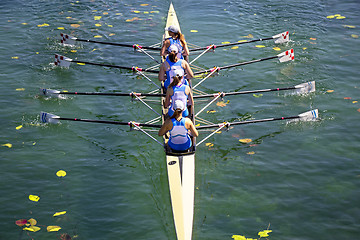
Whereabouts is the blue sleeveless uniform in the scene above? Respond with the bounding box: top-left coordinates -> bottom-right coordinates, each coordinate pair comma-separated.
164,58 -> 189,89
168,117 -> 192,151
168,83 -> 189,117
167,38 -> 183,59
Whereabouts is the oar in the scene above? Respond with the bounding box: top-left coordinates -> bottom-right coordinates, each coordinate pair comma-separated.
40,88 -> 165,98
60,33 -> 161,51
193,49 -> 294,75
40,112 -> 162,128
197,109 -> 319,130
189,31 -> 290,52
193,81 -> 315,99
54,54 -> 159,73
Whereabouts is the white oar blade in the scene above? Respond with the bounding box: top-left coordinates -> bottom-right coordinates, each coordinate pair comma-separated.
54,54 -> 72,68
294,81 -> 316,94
40,88 -> 61,97
60,33 -> 76,46
273,31 -> 290,44
298,109 -> 319,121
40,112 -> 60,124
277,49 -> 294,63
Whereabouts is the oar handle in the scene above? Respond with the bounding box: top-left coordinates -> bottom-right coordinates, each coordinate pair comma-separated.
76,38 -> 161,51
57,92 -> 165,97
58,117 -> 162,128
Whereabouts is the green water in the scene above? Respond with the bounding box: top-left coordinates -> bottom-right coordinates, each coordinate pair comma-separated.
1,0 -> 359,239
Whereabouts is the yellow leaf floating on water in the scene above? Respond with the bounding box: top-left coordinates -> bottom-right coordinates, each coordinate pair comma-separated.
207,110 -> 216,113
47,226 -> 62,232
95,23 -> 101,27
144,11 -> 149,14
53,211 -> 67,217
253,93 -> 263,98
205,143 -> 214,147
103,12 -> 108,15
247,151 -> 255,155
327,90 -> 334,93
238,40 -> 247,43
23,226 -> 41,232
239,138 -> 252,143
94,35 -> 102,38
56,170 -> 67,177
334,14 -> 341,17
57,27 -> 65,30
216,101 -> 228,107
273,47 -> 281,51
140,3 -> 149,6
38,23 -> 50,27
77,62 -> 85,65
109,33 -> 115,36
258,230 -> 272,237
232,235 -> 246,240
22,23 -> 28,25
195,123 -> 200,127
29,195 -> 40,202
28,218 -> 37,226
255,45 -> 265,48
351,34 -> 359,38
12,56 -> 19,59
133,10 -> 140,13
71,24 -> 80,28
2,143 -> 12,148
352,101 -> 358,103
151,11 -> 159,13
222,41 -> 230,44
16,88 -> 25,91
94,16 -> 102,20
231,46 -> 239,49
70,50 -> 77,53
108,24 -> 113,27
190,30 -> 198,33
344,25 -> 356,28
336,16 -> 346,19
16,125 -> 23,130
310,37 -> 317,40
326,15 -> 335,19
303,47 -> 307,50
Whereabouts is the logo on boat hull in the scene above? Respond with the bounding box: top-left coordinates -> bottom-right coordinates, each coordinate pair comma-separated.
168,161 -> 177,165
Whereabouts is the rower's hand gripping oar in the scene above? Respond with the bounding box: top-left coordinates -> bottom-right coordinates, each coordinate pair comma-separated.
54,54 -> 159,73
196,109 -> 319,146
189,31 -> 290,52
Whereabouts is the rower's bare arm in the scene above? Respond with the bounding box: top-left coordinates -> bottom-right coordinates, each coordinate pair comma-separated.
184,61 -> 194,79
187,86 -> 194,106
158,119 -> 172,136
158,64 -> 166,82
183,42 -> 190,62
165,89 -> 172,108
160,39 -> 170,57
186,119 -> 199,137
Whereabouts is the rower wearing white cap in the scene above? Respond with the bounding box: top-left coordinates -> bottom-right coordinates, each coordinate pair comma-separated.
158,44 -> 194,90
158,100 -> 198,152
161,25 -> 190,62
165,69 -> 193,118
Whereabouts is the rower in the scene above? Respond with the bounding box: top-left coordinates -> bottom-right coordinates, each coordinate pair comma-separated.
161,25 -> 190,62
158,100 -> 198,152
165,69 -> 193,118
158,45 -> 194,91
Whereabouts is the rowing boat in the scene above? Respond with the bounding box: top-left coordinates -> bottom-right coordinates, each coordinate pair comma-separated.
40,3 -> 319,239
162,3 -> 196,240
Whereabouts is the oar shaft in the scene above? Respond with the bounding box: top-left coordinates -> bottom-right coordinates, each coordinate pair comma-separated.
57,92 -> 165,97
75,38 -> 161,51
196,115 -> 300,130
193,86 -> 297,99
189,37 -> 273,52
71,60 -> 159,73
193,55 -> 277,75
58,117 -> 162,128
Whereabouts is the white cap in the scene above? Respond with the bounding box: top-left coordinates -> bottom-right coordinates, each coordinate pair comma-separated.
165,25 -> 180,33
173,69 -> 184,77
168,44 -> 179,53
173,100 -> 185,111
